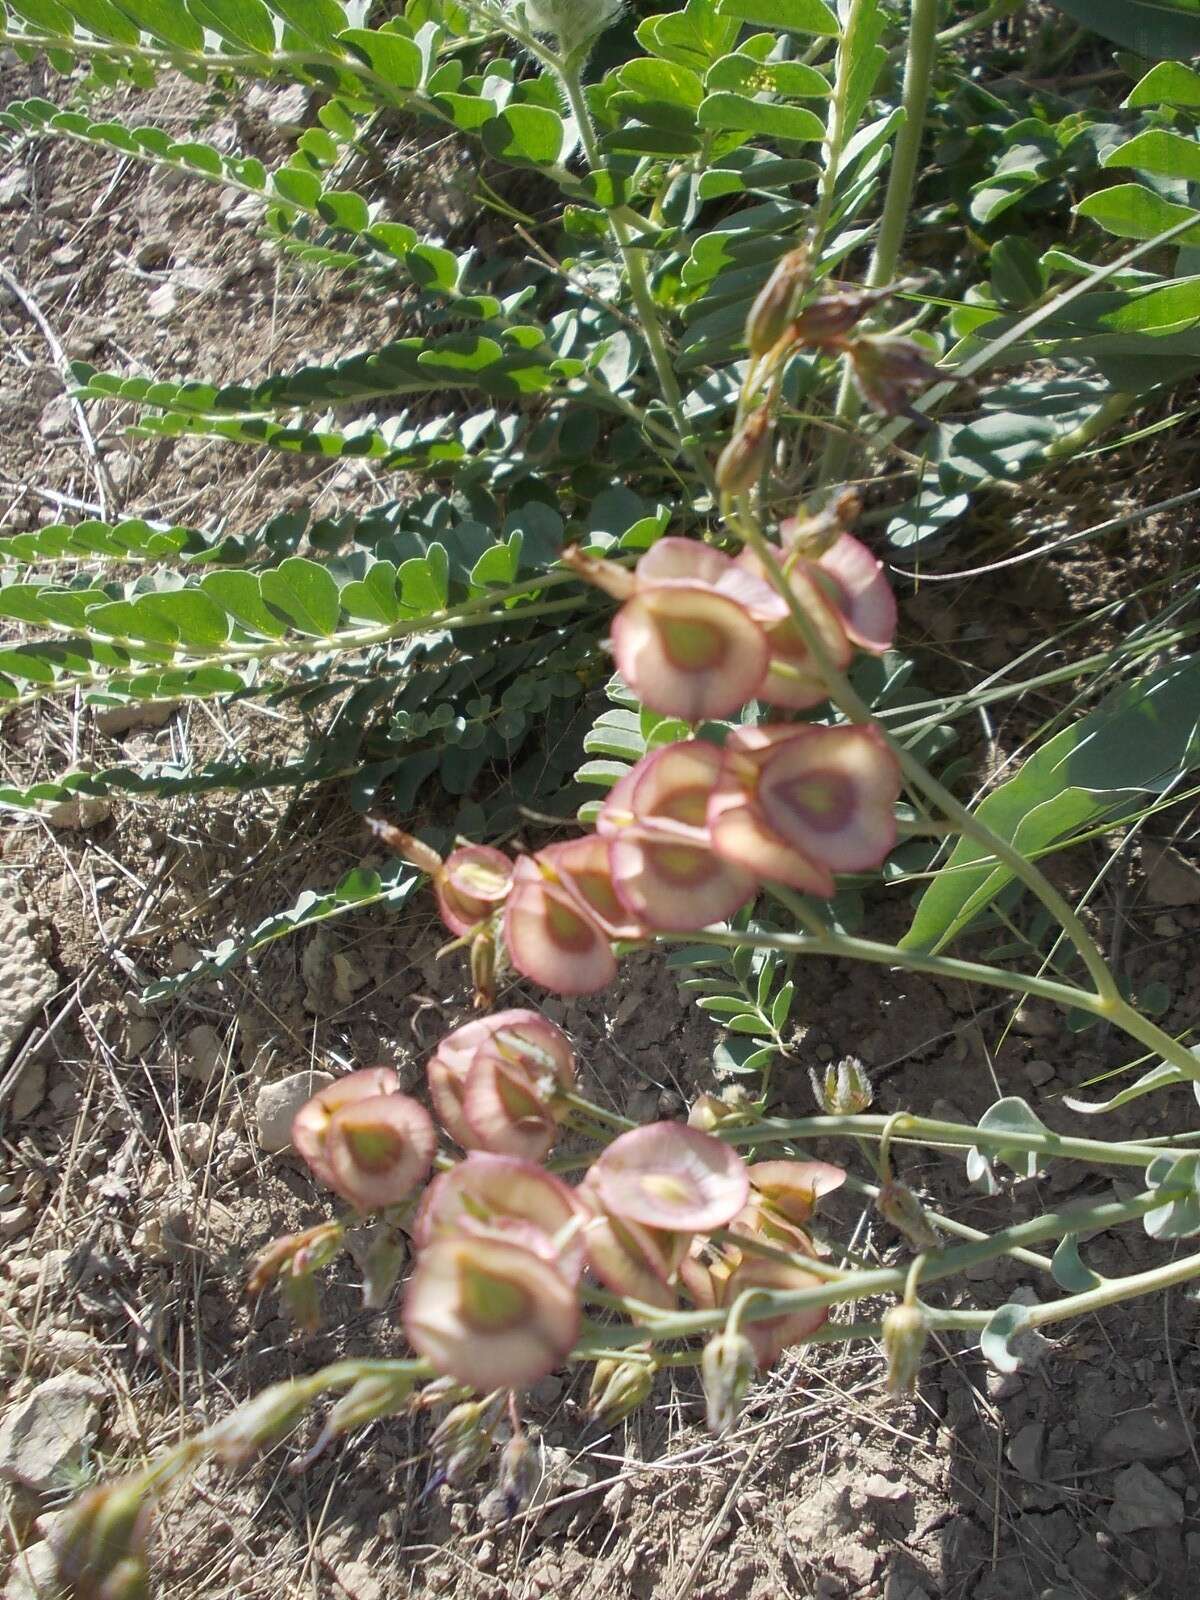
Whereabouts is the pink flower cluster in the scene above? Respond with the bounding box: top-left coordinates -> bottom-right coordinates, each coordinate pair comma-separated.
408,528 -> 903,995
290,1014 -> 846,1394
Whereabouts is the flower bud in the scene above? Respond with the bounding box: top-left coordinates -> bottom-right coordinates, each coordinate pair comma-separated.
701,1330 -> 756,1436
50,1477 -> 153,1600
810,1055 -> 873,1115
470,926 -> 497,1009
586,1358 -> 654,1424
881,1303 -> 928,1396
430,1398 -> 499,1486
281,1270 -> 322,1332
790,288 -> 886,348
876,1180 -> 941,1252
246,1222 -> 344,1297
209,1380 -> 313,1465
715,407 -> 771,495
745,247 -> 809,357
326,1372 -> 416,1438
846,334 -> 941,417
365,817 -> 444,877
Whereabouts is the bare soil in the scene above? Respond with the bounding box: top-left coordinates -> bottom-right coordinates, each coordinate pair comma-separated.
3,50 -> 1200,1600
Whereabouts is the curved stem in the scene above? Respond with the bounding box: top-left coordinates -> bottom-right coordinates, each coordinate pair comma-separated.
819,0 -> 940,485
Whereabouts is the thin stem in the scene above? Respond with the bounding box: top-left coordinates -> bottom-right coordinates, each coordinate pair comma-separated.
1026,1250 -> 1200,1328
554,62 -> 717,497
809,0 -> 874,250
819,0 -> 940,484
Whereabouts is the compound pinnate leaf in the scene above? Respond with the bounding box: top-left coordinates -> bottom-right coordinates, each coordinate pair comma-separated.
697,91 -> 824,143
185,0 -> 277,53
714,0 -> 837,34
200,571 -> 288,639
338,26 -> 422,90
481,105 -> 564,167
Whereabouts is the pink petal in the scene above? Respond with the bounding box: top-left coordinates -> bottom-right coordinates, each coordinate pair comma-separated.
415,1153 -> 586,1282
610,586 -> 769,721
404,1235 -> 580,1392
608,826 -> 756,930
708,784 -> 834,895
503,856 -> 617,995
427,1010 -> 572,1148
817,534 -> 897,655
757,567 -> 853,712
322,1093 -> 435,1212
589,1122 -> 750,1232
635,537 -> 738,588
537,836 -> 645,939
748,1160 -> 846,1225
756,725 -> 901,873
435,845 -> 513,937
292,1066 -> 402,1187
461,1047 -> 558,1162
722,1253 -> 828,1369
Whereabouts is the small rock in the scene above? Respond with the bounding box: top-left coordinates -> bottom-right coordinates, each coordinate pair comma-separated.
3,1539 -> 58,1600
133,1184 -> 238,1264
44,794 -> 111,831
329,1561 -> 382,1600
147,281 -> 177,318
34,273 -> 75,300
332,953 -> 369,1006
49,244 -> 84,269
255,1070 -> 333,1153
1154,913 -> 1182,938
863,1473 -> 909,1503
1023,1058 -> 1054,1087
1007,1422 -> 1045,1480
37,394 -> 72,440
1012,1003 -> 1058,1039
0,169 -> 29,206
168,941 -> 203,976
10,1059 -> 46,1120
244,80 -> 311,130
882,1575 -> 930,1600
95,700 -> 178,736
1098,1406 -> 1192,1463
1142,840 -> 1200,906
0,1205 -> 33,1239
181,1023 -> 225,1085
134,236 -> 172,270
177,1121 -> 212,1165
1108,1462 -> 1184,1532
0,1375 -> 105,1494
122,1018 -> 159,1058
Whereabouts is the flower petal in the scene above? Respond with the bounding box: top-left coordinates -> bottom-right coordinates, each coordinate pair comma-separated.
404,1235 -> 580,1392
748,1160 -> 846,1226
435,845 -> 513,937
589,1122 -> 750,1232
504,856 -> 617,995
462,1048 -> 559,1161
722,1253 -> 828,1369
817,533 -> 896,654
608,826 -> 756,930
537,836 -> 644,939
756,724 -> 900,873
708,784 -> 834,895
323,1093 -> 435,1212
292,1066 -> 401,1188
610,587 -> 769,721
415,1153 -> 586,1282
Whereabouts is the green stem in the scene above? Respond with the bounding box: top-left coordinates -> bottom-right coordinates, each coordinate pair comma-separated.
936,0 -> 1023,47
554,62 -> 717,497
809,0 -> 875,250
819,0 -> 940,485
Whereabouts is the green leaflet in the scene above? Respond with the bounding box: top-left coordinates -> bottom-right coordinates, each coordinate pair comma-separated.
903,657 -> 1200,954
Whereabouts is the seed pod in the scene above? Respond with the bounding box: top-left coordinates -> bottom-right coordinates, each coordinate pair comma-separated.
881,1302 -> 928,1396
587,1358 -> 654,1424
209,1380 -> 313,1465
790,288 -> 885,348
745,247 -> 809,357
715,407 -> 771,495
876,1180 -> 941,1252
50,1477 -> 153,1600
701,1330 -> 756,1436
846,334 -> 941,416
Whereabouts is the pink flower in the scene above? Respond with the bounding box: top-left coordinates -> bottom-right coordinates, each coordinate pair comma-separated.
292,1069 -> 435,1212
415,1152 -> 587,1283
403,1233 -> 580,1392
426,1010 -> 575,1159
434,845 -> 514,937
599,742 -> 757,931
709,724 -> 901,894
503,853 -> 618,995
587,1122 -> 750,1233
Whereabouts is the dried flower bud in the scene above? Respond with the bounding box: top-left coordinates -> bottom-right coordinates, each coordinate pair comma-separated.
470,926 -> 497,1009
281,1270 -> 322,1332
494,1432 -> 540,1519
365,817 -> 444,877
246,1222 -> 344,1297
790,288 -> 887,348
876,1180 -> 941,1252
715,408 -> 771,495
846,334 -> 941,417
881,1303 -> 928,1397
745,247 -> 809,357
587,1357 -> 654,1424
430,1398 -> 500,1487
50,1477 -> 153,1600
701,1330 -> 756,1436
810,1055 -> 873,1115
